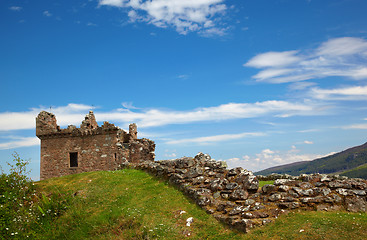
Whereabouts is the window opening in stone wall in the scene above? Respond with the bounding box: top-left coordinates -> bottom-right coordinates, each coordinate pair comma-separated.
70,152 -> 78,167
114,153 -> 117,161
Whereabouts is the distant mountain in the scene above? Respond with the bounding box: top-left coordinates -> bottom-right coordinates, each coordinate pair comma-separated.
255,142 -> 367,179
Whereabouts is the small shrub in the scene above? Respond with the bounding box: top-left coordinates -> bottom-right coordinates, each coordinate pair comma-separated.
0,153 -> 70,239
0,153 -> 36,238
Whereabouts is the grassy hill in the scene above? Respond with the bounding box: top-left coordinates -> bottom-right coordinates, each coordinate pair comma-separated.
256,142 -> 367,178
15,169 -> 364,239
338,163 -> 367,179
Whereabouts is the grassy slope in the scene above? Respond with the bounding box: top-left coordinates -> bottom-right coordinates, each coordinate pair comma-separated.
256,142 -> 367,178
35,169 -> 367,240
338,163 -> 367,179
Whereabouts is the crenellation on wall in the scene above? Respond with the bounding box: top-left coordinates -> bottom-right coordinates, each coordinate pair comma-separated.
36,111 -> 155,180
129,123 -> 137,140
80,111 -> 98,130
36,111 -> 60,136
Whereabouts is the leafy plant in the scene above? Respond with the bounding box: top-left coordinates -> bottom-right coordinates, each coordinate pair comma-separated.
0,153 -> 71,239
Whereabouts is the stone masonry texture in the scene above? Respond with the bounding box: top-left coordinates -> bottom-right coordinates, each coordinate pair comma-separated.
36,111 -> 155,180
126,153 -> 367,233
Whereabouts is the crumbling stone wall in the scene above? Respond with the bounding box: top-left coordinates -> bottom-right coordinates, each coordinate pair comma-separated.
36,111 -> 155,180
127,153 -> 367,233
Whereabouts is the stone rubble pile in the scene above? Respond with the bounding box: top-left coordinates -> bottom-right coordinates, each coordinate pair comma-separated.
122,153 -> 367,233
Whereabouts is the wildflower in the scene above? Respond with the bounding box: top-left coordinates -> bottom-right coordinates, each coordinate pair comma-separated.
186,217 -> 194,227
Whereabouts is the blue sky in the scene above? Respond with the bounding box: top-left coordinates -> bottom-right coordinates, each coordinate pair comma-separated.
1,0 -> 367,180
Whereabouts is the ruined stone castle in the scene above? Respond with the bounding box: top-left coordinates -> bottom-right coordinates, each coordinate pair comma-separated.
36,110 -> 367,233
36,111 -> 155,180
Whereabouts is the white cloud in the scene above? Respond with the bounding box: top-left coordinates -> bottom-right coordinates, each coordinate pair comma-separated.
164,153 -> 177,158
0,137 -> 39,150
310,85 -> 367,101
222,146 -> 330,172
317,37 -> 367,56
9,6 -> 22,11
0,100 -> 323,131
177,74 -> 189,80
303,140 -> 313,144
87,22 -> 97,27
288,82 -> 316,90
297,129 -> 320,133
99,0 -> 125,7
166,132 -> 265,145
0,103 -> 93,131
121,102 -> 139,109
99,0 -> 228,35
163,150 -> 177,159
43,11 -> 52,17
245,51 -> 301,68
343,123 -> 367,130
244,37 -> 367,83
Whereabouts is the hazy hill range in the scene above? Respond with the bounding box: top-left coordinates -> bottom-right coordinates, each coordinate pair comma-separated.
255,142 -> 367,179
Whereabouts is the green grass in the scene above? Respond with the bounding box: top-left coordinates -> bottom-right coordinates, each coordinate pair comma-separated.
249,211 -> 367,240
339,163 -> 367,179
35,169 -> 242,239
259,180 -> 274,188
24,169 -> 367,239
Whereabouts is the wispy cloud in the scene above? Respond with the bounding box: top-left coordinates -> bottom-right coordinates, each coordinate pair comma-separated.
244,37 -> 367,83
0,100 -> 321,131
289,82 -> 316,90
87,22 -> 97,27
43,10 -> 52,17
343,124 -> 367,130
9,6 -> 22,11
97,100 -> 323,127
309,85 -> 367,101
98,0 -> 228,36
297,129 -> 320,133
163,149 -> 177,159
0,137 -> 39,150
0,100 -> 325,131
166,132 -> 265,145
177,74 -> 189,80
121,102 -> 139,109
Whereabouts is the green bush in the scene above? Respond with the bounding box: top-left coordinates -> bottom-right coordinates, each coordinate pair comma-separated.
0,153 -> 36,238
0,153 -> 70,239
